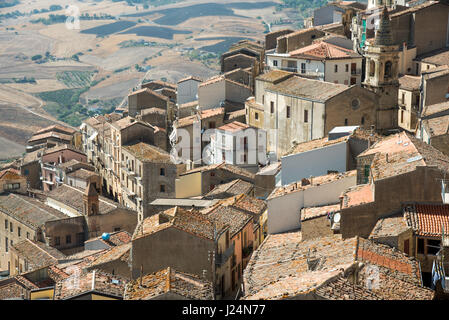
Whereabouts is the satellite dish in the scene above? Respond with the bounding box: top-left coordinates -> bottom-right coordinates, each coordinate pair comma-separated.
333,213 -> 341,223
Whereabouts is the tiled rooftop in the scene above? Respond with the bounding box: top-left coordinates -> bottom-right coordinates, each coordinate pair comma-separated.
176,108 -> 224,128
256,70 -> 294,83
12,239 -> 66,271
47,184 -> 120,216
369,213 -> 410,239
404,203 -> 449,238
67,168 -> 98,180
243,233 -> 432,300
27,131 -> 73,144
35,124 -> 76,135
301,204 -> 340,222
415,47 -> 449,66
86,230 -> 132,248
243,233 -> 358,300
204,204 -> 252,238
0,169 -> 22,180
54,270 -> 127,300
289,41 -> 361,60
87,243 -> 131,269
124,267 -> 213,300
341,184 -> 374,208
284,135 -> 348,156
266,76 -> 351,102
315,275 -> 381,300
421,101 -> 449,118
133,207 -> 226,241
0,193 -> 69,228
268,170 -> 356,200
203,179 -> 254,199
180,162 -> 255,181
43,144 -> 84,157
422,115 -> 449,137
359,132 -> 449,180
399,75 -> 421,91
178,76 -> 202,84
217,121 -> 249,132
112,116 -> 152,130
122,141 -> 172,163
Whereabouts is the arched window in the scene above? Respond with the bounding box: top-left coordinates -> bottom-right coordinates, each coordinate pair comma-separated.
369,60 -> 375,77
384,61 -> 393,80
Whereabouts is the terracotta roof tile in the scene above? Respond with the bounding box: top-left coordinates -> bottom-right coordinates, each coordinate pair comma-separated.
54,270 -> 127,300
289,41 -> 361,60
269,170 -> 356,200
266,75 -> 351,102
124,267 -> 213,300
404,203 -> 449,237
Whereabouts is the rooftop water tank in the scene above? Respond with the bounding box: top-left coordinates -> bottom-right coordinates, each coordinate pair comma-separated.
102,233 -> 110,241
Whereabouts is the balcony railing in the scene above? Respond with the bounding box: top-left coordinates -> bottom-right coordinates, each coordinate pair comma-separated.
216,242 -> 235,266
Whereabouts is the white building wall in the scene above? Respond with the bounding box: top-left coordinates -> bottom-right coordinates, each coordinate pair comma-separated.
264,90 -> 326,158
267,173 -> 356,234
67,177 -> 88,190
267,191 -> 303,234
324,58 -> 362,85
198,79 -> 226,110
281,141 -> 348,185
302,174 -> 356,207
177,79 -> 201,105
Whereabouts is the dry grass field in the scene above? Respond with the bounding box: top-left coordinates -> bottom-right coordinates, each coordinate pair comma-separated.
0,0 -> 297,159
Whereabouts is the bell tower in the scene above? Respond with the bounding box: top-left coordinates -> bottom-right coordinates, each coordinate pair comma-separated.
363,6 -> 400,133
83,182 -> 99,216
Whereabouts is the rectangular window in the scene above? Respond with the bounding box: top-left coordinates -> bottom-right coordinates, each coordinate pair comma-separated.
270,101 -> 274,114
26,232 -> 30,240
160,168 -> 165,176
301,63 -> 306,74
66,235 -> 71,244
10,223 -> 12,233
160,185 -> 166,193
18,227 -> 21,237
5,237 -> 8,253
402,92 -> 405,104
262,95 -> 265,104
304,110 -> 308,123
344,118 -> 348,126
345,64 -> 349,72
286,106 -> 291,119
335,65 -> 338,73
273,60 -> 278,67
4,219 -> 7,230
55,236 -> 60,246
255,112 -> 259,120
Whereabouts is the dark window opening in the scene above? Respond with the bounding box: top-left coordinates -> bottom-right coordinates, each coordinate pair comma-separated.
417,238 -> 425,254
427,239 -> 441,255
66,235 -> 71,244
286,106 -> 291,118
